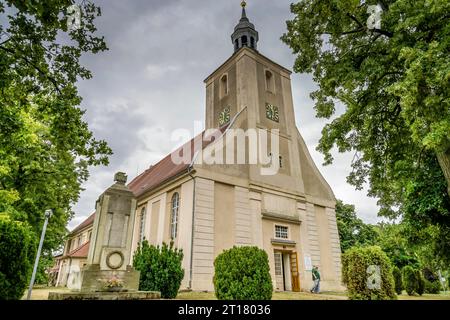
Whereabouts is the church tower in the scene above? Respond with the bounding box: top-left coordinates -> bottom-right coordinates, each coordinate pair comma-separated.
199,1 -> 342,292
204,1 -> 314,194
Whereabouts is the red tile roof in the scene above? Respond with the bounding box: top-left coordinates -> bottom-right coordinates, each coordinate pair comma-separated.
69,212 -> 95,236
128,125 -> 228,197
66,241 -> 90,258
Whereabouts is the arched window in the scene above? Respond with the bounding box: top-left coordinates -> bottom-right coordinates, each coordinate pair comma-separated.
234,39 -> 239,51
241,35 -> 248,47
265,70 -> 275,93
250,37 -> 255,48
170,193 -> 180,239
220,74 -> 228,98
139,207 -> 146,243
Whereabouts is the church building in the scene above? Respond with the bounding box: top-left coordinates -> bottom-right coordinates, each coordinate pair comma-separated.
126,2 -> 343,292
57,2 -> 343,293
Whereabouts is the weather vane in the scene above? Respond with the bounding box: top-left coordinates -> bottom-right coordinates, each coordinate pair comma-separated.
241,1 -> 247,8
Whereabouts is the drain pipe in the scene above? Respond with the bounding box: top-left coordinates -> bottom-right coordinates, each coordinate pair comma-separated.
187,151 -> 199,290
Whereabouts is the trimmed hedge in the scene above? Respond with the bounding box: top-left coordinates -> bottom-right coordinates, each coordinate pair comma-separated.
341,246 -> 396,300
416,270 -> 425,296
133,240 -> 184,299
214,246 -> 273,300
393,266 -> 403,295
0,216 -> 36,300
403,266 -> 418,296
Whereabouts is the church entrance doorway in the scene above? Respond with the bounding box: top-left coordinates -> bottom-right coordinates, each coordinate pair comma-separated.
274,250 -> 300,292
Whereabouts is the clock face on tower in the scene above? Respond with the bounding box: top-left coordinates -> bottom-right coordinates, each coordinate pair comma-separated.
218,107 -> 231,126
265,103 -> 279,122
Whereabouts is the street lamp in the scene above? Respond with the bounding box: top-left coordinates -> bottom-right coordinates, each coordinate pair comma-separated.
26,209 -> 52,300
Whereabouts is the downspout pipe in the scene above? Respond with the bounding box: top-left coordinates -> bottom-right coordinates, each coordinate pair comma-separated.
187,152 -> 198,290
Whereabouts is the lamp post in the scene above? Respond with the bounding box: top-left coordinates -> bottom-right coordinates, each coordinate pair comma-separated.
27,209 -> 52,300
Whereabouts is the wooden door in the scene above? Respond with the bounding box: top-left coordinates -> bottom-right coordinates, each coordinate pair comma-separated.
290,251 -> 300,292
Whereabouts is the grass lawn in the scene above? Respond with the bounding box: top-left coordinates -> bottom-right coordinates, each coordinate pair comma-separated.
25,287 -> 450,300
176,290 -> 450,300
397,291 -> 450,300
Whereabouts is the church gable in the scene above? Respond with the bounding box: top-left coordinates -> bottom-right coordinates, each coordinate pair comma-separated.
296,130 -> 335,202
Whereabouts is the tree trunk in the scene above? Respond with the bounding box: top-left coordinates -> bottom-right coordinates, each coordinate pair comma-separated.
436,148 -> 450,198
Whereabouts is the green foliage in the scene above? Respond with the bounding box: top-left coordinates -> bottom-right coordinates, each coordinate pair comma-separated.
0,215 -> 36,300
375,223 -> 419,269
342,246 -> 396,300
34,254 -> 54,285
335,200 -> 378,252
416,270 -> 425,296
133,240 -> 184,299
403,155 -> 450,265
392,266 -> 403,295
402,266 -> 418,296
214,246 -> 273,300
282,0 -> 450,271
282,0 -> 450,208
424,279 -> 441,294
0,0 -> 111,259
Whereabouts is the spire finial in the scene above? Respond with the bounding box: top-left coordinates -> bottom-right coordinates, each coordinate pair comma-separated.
240,0 -> 247,19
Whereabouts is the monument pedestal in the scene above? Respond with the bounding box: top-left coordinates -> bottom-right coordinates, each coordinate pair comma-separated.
80,264 -> 140,292
48,291 -> 160,300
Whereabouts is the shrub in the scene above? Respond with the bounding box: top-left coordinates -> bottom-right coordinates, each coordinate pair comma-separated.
423,267 -> 438,282
35,254 -> 54,285
214,246 -> 273,300
341,246 -> 396,300
424,279 -> 441,294
132,240 -> 184,299
422,268 -> 441,294
402,266 -> 418,296
0,216 -> 36,300
393,266 -> 403,295
416,270 -> 425,296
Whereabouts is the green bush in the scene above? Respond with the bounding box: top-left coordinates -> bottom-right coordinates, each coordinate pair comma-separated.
424,279 -> 441,294
341,246 -> 396,300
416,270 -> 425,296
423,267 -> 438,282
393,266 -> 403,295
403,266 -> 418,296
214,246 -> 273,300
132,240 -> 184,299
0,216 -> 36,300
34,255 -> 54,285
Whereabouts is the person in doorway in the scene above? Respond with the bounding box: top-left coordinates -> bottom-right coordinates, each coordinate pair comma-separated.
310,265 -> 321,293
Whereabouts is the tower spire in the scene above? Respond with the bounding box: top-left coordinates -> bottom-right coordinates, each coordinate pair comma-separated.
241,1 -> 247,19
231,0 -> 259,52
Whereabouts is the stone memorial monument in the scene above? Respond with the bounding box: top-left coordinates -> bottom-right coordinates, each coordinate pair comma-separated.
49,172 -> 160,300
80,172 -> 140,292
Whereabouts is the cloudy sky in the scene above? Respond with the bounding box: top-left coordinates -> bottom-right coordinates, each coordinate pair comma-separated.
70,0 -> 381,229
